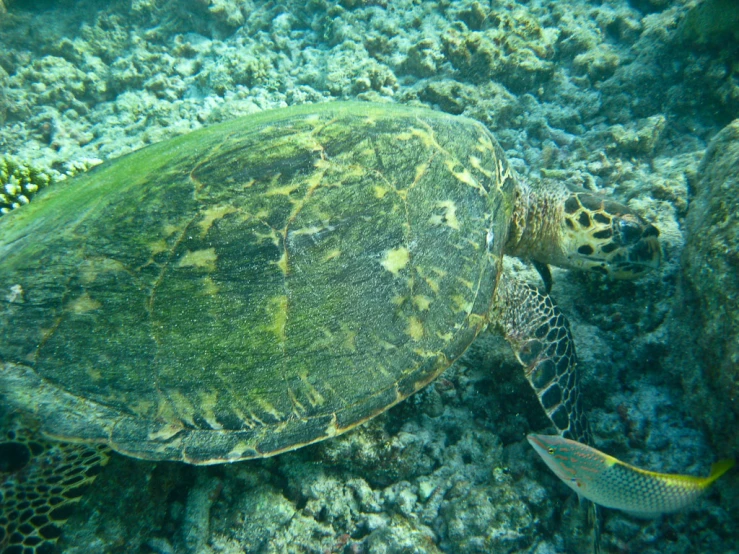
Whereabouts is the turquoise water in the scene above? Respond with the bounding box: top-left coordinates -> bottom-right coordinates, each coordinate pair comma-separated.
0,1 -> 737,552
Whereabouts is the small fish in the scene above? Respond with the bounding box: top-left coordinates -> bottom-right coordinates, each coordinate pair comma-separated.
528,434 -> 734,517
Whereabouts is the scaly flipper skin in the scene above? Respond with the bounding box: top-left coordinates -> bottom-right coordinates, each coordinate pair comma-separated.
0,417 -> 110,554
493,277 -> 590,444
492,275 -> 600,552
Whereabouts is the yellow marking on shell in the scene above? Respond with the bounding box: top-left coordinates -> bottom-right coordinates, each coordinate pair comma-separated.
413,348 -> 438,358
415,266 -> 444,294
273,251 -> 289,275
200,391 -> 222,430
266,295 -> 288,343
476,132 -> 496,153
169,390 -> 197,427
456,277 -> 474,291
373,185 -> 389,199
451,294 -> 473,314
197,205 -> 237,237
86,367 -> 102,381
68,293 -> 101,313
254,228 -> 280,246
244,409 -> 265,427
288,387 -> 306,415
324,413 -> 340,438
343,164 -> 366,181
323,249 -> 341,262
412,161 -> 430,187
429,200 -> 460,230
406,316 -> 424,341
412,295 -> 432,311
148,239 -> 169,256
255,397 -> 283,421
467,313 -> 487,328
177,248 -> 217,270
148,421 -> 185,442
163,223 -> 182,237
306,162 -> 328,189
79,257 -> 129,284
291,225 -> 323,237
378,340 -> 398,351
340,324 -> 357,352
299,371 -> 326,406
424,277 -> 440,294
155,395 -> 177,422
265,182 -> 300,197
494,158 -> 514,191
469,155 -> 494,178
5,284 -> 22,303
381,246 -> 410,276
200,276 -> 220,296
222,403 -> 253,429
129,399 -> 156,417
444,159 -> 485,193
437,331 -> 454,342
376,364 -> 393,378
411,126 -> 442,150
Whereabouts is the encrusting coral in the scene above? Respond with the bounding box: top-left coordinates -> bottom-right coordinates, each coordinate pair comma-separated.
0,156 -> 54,214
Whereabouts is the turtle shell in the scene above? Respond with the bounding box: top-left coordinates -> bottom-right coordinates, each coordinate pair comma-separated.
0,102 -> 517,464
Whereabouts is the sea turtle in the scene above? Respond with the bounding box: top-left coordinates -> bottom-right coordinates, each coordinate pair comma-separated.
0,102 -> 661,551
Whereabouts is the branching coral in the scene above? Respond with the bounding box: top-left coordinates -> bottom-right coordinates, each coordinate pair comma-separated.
0,156 -> 54,214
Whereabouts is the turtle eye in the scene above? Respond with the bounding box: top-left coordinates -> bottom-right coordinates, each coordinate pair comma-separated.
548,447 -> 555,455
618,220 -> 642,244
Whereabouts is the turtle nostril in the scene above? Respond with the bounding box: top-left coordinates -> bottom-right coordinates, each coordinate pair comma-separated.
643,224 -> 659,238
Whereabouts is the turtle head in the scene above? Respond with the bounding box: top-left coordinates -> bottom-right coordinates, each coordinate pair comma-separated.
507,184 -> 661,279
558,189 -> 661,279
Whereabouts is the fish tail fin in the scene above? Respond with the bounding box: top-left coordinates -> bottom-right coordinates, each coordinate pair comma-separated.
705,459 -> 735,487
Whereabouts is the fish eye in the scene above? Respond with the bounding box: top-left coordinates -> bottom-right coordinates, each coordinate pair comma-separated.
548,448 -> 555,454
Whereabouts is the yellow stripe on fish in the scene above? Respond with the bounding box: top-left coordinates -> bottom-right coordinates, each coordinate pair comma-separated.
527,434 -> 734,517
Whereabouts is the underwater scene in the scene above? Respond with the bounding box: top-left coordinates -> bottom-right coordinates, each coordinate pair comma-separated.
0,0 -> 737,552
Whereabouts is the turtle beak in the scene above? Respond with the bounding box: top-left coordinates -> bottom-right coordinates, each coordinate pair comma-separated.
609,218 -> 661,278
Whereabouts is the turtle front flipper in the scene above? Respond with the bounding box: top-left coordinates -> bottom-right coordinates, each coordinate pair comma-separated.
492,277 -> 590,444
0,416 -> 110,553
492,276 -> 600,552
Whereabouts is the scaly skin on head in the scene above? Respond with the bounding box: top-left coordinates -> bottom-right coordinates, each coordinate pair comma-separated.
506,181 -> 661,279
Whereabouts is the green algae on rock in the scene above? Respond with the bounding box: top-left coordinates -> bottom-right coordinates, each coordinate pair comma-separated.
681,119 -> 739,452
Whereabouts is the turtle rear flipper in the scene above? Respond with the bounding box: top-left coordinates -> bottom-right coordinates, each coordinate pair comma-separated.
1,417 -> 110,554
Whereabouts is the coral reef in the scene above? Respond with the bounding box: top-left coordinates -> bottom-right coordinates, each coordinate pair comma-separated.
0,156 -> 54,213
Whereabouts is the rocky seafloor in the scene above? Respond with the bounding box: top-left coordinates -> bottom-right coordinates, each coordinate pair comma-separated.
0,0 -> 738,552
